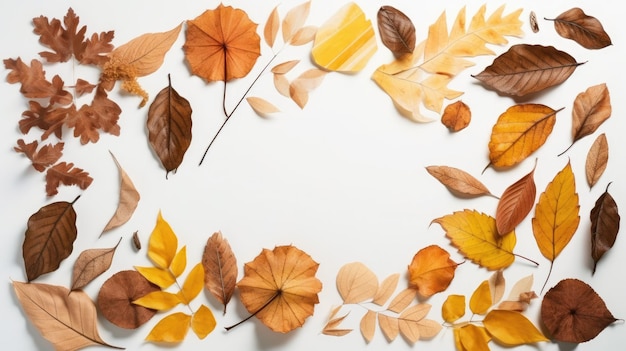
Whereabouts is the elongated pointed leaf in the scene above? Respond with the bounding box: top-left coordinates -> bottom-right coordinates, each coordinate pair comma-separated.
570,83 -> 611,150
264,6 -> 280,47
373,273 -> 400,306
426,165 -> 493,197
360,310 -> 376,342
203,231 -> 237,314
484,310 -> 548,345
590,183 -> 620,274
71,238 -> 121,291
102,152 -> 140,233
146,312 -> 191,343
548,8 -> 612,49
178,263 -> 204,304
282,1 -> 311,43
586,133 -> 609,188
469,280 -> 492,315
148,211 -> 178,269
495,161 -> 537,235
377,6 -> 415,57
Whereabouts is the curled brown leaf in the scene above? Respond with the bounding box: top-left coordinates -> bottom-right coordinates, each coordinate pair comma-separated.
547,8 -> 612,49
590,183 -> 620,274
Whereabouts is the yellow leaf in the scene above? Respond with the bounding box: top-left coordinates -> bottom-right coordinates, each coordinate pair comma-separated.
247,97 -> 281,116
170,246 -> 186,278
148,211 -> 178,269
312,2 -> 377,72
133,290 -> 181,311
146,312 -> 191,343
433,210 -> 517,270
483,310 -> 548,345
282,1 -> 311,43
532,161 -> 580,291
336,262 -> 378,304
135,265 -> 175,289
373,273 -> 400,306
469,280 -> 492,315
458,324 -> 491,351
378,313 -> 399,341
360,310 -> 376,343
487,104 -> 562,169
442,294 -> 465,323
398,304 -> 442,343
191,304 -> 216,339
178,263 -> 204,304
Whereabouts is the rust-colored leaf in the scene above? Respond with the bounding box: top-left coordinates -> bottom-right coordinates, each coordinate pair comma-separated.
441,100 -> 471,132
495,160 -> 537,235
71,237 -> 121,291
147,75 -> 192,176
45,162 -> 93,196
377,6 -> 416,58
426,165 -> 493,198
590,183 -> 620,274
586,133 -> 609,188
562,83 -> 611,155
23,196 -> 79,281
202,231 -> 238,314
14,139 -> 64,172
336,262 -> 378,304
102,152 -> 140,233
473,44 -> 584,96
547,8 -> 612,49
408,245 -> 459,297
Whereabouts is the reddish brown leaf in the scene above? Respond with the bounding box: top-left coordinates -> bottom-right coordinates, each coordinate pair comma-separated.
473,44 -> 584,96
495,160 -> 537,236
45,162 -> 93,196
75,78 -> 96,96
377,6 -> 415,58
441,100 -> 471,132
586,133 -> 609,188
19,101 -> 68,140
4,58 -> 72,104
590,183 -> 620,274
529,11 -> 539,33
202,231 -> 237,314
548,8 -> 612,49
66,86 -> 121,144
71,238 -> 121,290
14,139 -> 64,172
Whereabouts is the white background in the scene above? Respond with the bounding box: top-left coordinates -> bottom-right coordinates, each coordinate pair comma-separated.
1,1 -> 625,350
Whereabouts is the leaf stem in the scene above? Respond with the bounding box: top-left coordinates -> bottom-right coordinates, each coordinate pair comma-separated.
224,290 -> 280,331
513,253 -> 539,266
540,261 -> 554,294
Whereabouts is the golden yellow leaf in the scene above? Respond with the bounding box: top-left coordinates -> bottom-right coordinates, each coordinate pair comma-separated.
387,288 -> 418,313
373,273 -> 400,306
360,310 -> 376,343
442,294 -> 465,323
264,6 -> 280,47
487,104 -> 562,169
191,304 -> 216,339
247,96 -> 280,116
433,210 -> 517,270
134,265 -> 175,289
378,313 -> 399,341
312,2 -> 377,72
133,290 -> 181,311
398,304 -> 442,343
470,280 -> 492,315
282,1 -> 311,43
148,211 -> 178,269
178,263 -> 204,304
458,324 -> 491,351
483,310 -> 548,345
532,161 -> 580,292
101,152 -> 140,233
408,245 -> 459,297
170,246 -> 186,278
146,312 -> 191,343
336,262 -> 378,304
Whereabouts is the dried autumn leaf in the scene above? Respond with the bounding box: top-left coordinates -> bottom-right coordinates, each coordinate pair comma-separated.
547,8 -> 612,49
398,304 -> 442,343
4,58 -> 72,104
541,278 -> 617,343
97,270 -> 159,329
290,26 -> 317,45
532,161 -> 580,292
561,83 -> 611,155
360,310 -> 376,342
264,6 -> 280,47
378,314 -> 399,341
441,100 -> 471,132
133,290 -> 181,311
487,104 -> 562,170
272,60 -> 300,74
586,133 -> 609,188
433,210 -> 517,270
203,232 -> 237,314
377,6 -> 416,58
473,44 -> 584,96
148,211 -> 178,269
13,281 -> 121,351
184,4 -> 261,82
147,75 -> 193,176
483,309 -> 548,345
373,273 -> 400,306
529,11 -> 539,33
71,237 -> 121,291
191,304 -> 216,339
289,68 -> 327,108
74,79 -> 95,97
233,245 -> 322,333
134,266 -> 175,289
23,196 -> 79,281
14,139 -> 64,172
408,245 -> 459,297
323,306 -> 352,336
426,165 -> 493,198
458,324 -> 491,351
68,86 -> 122,144
282,1 -> 311,43
247,96 -> 280,116
102,152 -> 140,233
336,262 -> 378,304
470,280 -> 492,315
312,2 -> 377,72
495,160 -> 537,236
146,312 -> 191,343
442,294 -> 465,323
387,288 -> 418,313
178,263 -> 204,304
274,73 -> 290,97
45,162 -> 93,196
488,270 -> 506,305
590,183 -> 620,274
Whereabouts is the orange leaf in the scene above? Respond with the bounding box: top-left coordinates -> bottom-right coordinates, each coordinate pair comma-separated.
336,262 -> 378,304
247,97 -> 280,116
441,100 -> 471,132
145,312 -> 191,343
495,160 -> 537,235
408,245 -> 459,297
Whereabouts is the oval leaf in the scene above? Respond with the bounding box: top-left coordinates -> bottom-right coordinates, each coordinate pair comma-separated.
178,263 -> 204,304
203,231 -> 237,314
378,314 -> 399,341
590,183 -> 620,274
469,280 -> 492,315
484,310 -> 548,345
408,245 -> 459,297
264,6 -> 280,47
442,294 -> 465,323
102,152 -> 140,233
373,273 -> 400,306
426,165 -> 492,197
568,83 -> 611,152
146,312 -> 191,343
336,262 -> 378,304
247,96 -> 280,116
441,100 -> 471,132
495,161 -> 537,235
360,310 -> 376,343
272,60 -> 300,74
387,288 -> 418,313
586,133 -> 609,188
133,290 -> 181,311
377,6 -> 416,57
134,265 -> 175,289
282,1 -> 311,43
71,238 -> 121,291
191,304 -> 216,339
548,8 -> 612,49
398,304 -> 441,343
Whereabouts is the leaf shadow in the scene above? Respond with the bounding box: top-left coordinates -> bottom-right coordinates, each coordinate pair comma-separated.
468,79 -> 562,104
557,341 -> 579,351
7,282 -> 54,350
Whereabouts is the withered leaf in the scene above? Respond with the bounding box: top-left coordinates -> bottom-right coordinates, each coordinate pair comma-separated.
360,310 -> 376,342
586,133 -> 609,188
45,162 -> 93,196
74,78 -> 96,97
473,44 -> 584,96
264,6 -> 280,47
282,1 -> 311,43
4,58 -> 72,104
425,165 -> 493,198
247,96 -> 280,116
590,183 -> 620,274
147,75 -> 192,176
13,281 -> 121,351
378,313 -> 399,341
373,273 -> 400,306
441,100 -> 471,132
14,139 -> 64,172
202,231 -> 238,314
408,245 -> 459,297
398,304 -> 441,342
387,288 -> 418,313
322,306 -> 352,336
495,160 -> 537,236
102,152 -> 140,233
272,60 -> 300,74
541,278 -> 617,343
97,270 -> 159,329
132,231 -> 141,250
23,196 -> 79,281
547,8 -> 612,49
71,237 -> 121,291
337,262 -> 378,304
289,68 -> 327,108
290,26 -> 317,45
529,11 -> 539,33
377,6 -> 416,58
561,83 -> 611,155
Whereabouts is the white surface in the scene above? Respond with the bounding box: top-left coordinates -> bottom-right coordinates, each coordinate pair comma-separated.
1,1 -> 625,350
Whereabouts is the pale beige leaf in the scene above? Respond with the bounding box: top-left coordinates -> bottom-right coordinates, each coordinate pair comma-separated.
264,6 -> 280,47
282,1 -> 311,43
274,73 -> 290,97
378,314 -> 399,341
322,308 -> 352,336
398,304 -> 442,343
336,262 -> 378,303
290,25 -> 317,45
505,275 -> 534,301
291,69 -> 327,92
387,288 -> 418,313
373,273 -> 400,306
586,133 -> 608,189
488,270 -> 506,305
426,165 -> 493,197
71,238 -> 121,291
360,310 -> 376,342
290,84 -> 309,109
247,97 -> 280,116
102,152 -> 140,233
271,60 -> 300,74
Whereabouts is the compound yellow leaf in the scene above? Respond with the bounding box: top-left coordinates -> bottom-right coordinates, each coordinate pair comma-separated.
484,310 -> 548,345
469,280 -> 492,315
146,312 -> 191,343
178,263 -> 204,304
133,290 -> 181,311
191,304 -> 216,339
134,265 -> 175,289
170,246 -> 187,278
458,324 -> 491,351
442,294 -> 465,323
148,211 -> 178,269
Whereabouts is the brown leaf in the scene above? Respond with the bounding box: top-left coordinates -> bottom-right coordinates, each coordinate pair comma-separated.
71,237 -> 121,290
18,100 -> 66,139
495,160 -> 537,236
408,245 -> 459,297
590,183 -> 620,274
12,281 -> 121,351
147,75 -> 192,176
561,83 -> 611,155
264,6 -> 280,47
4,58 -> 72,104
441,100 -> 471,132
98,270 -> 159,329
586,133 -> 609,188
473,44 -> 584,96
202,231 -> 238,314
67,86 -> 121,144
132,231 -> 141,250
377,6 -> 416,58
529,11 -> 539,33
541,278 -> 617,343
14,139 -> 64,172
23,197 -> 79,281
336,262 -> 378,304
548,8 -> 612,49
426,165 -> 493,198
45,162 -> 93,196
102,152 -> 140,233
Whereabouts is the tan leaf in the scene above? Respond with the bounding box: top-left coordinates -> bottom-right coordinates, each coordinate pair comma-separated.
322,307 -> 352,336
274,73 -> 290,97
488,270 -> 506,305
360,310 -> 376,342
290,84 -> 309,109
373,273 -> 400,306
426,165 -> 493,198
548,8 -> 612,49
290,25 -> 317,45
561,83 -> 611,155
586,133 -> 608,188
291,68 -> 327,92
378,314 -> 399,341
282,1 -> 311,43
336,262 -> 378,304
202,231 -> 237,314
441,100 -> 471,132
271,60 -> 300,74
247,96 -> 280,116
71,238 -> 121,291
495,160 -> 537,235
102,152 -> 140,233
387,288 -> 418,313
264,6 -> 280,47
398,304 -> 442,343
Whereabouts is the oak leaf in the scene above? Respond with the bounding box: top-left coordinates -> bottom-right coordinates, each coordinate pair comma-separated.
71,237 -> 121,291
426,165 -> 493,198
585,133 -> 609,188
184,4 -> 261,82
590,183 -> 620,274
146,312 -> 191,343
532,161 -> 580,292
203,231 -> 238,314
336,262 -> 378,304
65,86 -> 122,145
495,160 -> 537,235
408,245 -> 459,297
561,83 -> 611,155
486,104 -> 562,170
547,8 -> 612,49
234,245 -> 322,333
14,139 -> 64,172
102,152 -> 140,233
377,6 -> 416,58
483,309 -> 548,345
441,100 -> 471,132
4,58 -> 72,104
541,278 -> 617,343
13,281 -> 121,351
